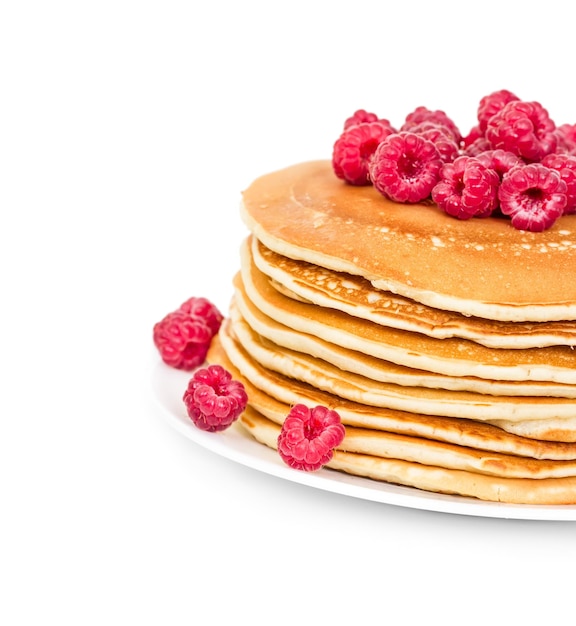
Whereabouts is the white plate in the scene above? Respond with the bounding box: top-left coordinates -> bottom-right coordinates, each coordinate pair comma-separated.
151,360 -> 576,521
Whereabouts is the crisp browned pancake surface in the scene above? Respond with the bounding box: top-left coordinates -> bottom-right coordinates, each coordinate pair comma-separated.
251,236 -> 576,349
241,160 -> 576,322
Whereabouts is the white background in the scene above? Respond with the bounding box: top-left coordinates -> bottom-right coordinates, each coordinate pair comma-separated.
2,1 -> 576,624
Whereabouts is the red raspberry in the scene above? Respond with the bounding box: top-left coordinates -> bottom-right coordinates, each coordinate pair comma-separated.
182,364 -> 248,432
475,149 -> 522,181
401,106 -> 461,144
485,100 -> 557,162
432,155 -> 500,219
277,404 -> 345,472
462,136 -> 491,157
332,121 -> 395,185
477,89 -> 519,132
153,296 -> 223,370
498,163 -> 567,232
461,124 -> 483,149
412,123 -> 459,163
555,123 -> 576,153
343,109 -> 395,132
369,132 -> 443,203
178,296 -> 223,335
542,153 -> 576,214
153,310 -> 213,370
343,108 -> 379,129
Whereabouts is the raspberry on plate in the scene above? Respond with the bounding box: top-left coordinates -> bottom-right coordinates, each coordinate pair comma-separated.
182,364 -> 248,432
153,310 -> 213,370
153,296 -> 223,370
332,121 -> 395,185
498,163 -> 567,232
178,296 -> 223,335
369,132 -> 443,203
432,155 -> 500,219
485,100 -> 557,162
277,404 -> 345,472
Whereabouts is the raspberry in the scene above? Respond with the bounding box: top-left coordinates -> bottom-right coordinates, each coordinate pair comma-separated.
555,123 -> 576,153
343,108 -> 379,129
461,124 -> 483,149
498,163 -> 567,232
411,122 -> 459,163
332,121 -> 395,185
401,106 -> 461,144
369,132 -> 443,203
485,100 -> 557,162
178,296 -> 223,335
432,155 -> 500,219
277,404 -> 345,472
182,364 -> 248,432
343,109 -> 395,132
153,296 -> 223,370
462,136 -> 491,157
477,89 -> 519,132
542,153 -> 576,214
153,310 -> 213,370
475,149 -> 522,181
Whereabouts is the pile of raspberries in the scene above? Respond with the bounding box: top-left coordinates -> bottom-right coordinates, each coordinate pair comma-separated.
332,89 -> 576,232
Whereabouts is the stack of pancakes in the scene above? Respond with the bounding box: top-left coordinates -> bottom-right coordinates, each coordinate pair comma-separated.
207,160 -> 576,505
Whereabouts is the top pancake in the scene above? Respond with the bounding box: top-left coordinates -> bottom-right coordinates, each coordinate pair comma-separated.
241,160 -> 576,322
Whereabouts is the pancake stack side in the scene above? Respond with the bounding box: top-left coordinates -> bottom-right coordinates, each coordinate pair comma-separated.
207,160 -> 576,505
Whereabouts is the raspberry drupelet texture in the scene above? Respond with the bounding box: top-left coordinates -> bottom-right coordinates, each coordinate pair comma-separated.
498,163 -> 567,232
409,122 -> 459,163
343,108 -> 379,129
401,106 -> 462,144
277,404 -> 346,472
462,135 -> 491,157
178,296 -> 224,335
369,132 -> 443,203
343,109 -> 395,132
153,310 -> 214,370
432,156 -> 500,219
542,153 -> 576,214
183,364 -> 248,432
485,100 -> 557,162
475,149 -> 522,181
153,296 -> 223,370
555,123 -> 576,153
476,89 -> 519,133
332,121 -> 395,185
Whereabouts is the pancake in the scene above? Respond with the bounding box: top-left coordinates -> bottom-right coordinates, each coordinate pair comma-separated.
238,236 -> 576,385
241,160 -> 576,322
251,236 -> 576,349
232,283 -> 576,399
240,409 -> 576,505
219,315 -> 576,441
229,301 -> 576,418
207,338 -> 576,504
208,335 -> 576,459
206,158 -> 576,504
